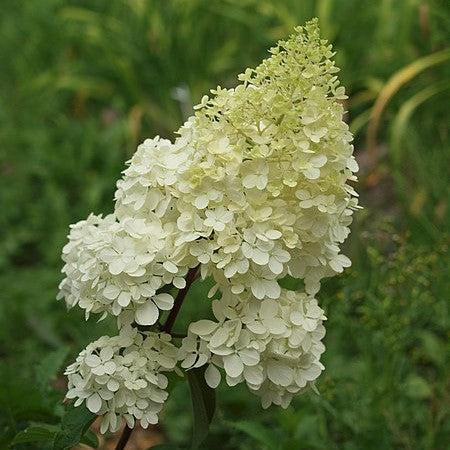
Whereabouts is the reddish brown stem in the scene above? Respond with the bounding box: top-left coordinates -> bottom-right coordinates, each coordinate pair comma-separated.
115,267 -> 198,449
161,266 -> 199,333
115,425 -> 133,450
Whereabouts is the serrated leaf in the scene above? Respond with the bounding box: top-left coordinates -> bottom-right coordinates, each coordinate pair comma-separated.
187,367 -> 216,449
52,403 -> 96,450
11,425 -> 58,445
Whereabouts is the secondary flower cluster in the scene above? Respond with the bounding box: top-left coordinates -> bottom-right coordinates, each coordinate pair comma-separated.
60,20 -> 358,432
180,288 -> 326,407
65,327 -> 178,433
58,213 -> 185,327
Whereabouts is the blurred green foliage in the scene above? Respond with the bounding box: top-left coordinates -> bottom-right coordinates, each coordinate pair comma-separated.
0,0 -> 449,449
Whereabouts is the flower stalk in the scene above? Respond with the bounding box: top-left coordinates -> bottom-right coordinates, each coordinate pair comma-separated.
115,425 -> 133,450
115,266 -> 199,449
162,266 -> 199,333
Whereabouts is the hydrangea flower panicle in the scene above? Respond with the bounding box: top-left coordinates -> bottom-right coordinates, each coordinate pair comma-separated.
60,19 -> 358,432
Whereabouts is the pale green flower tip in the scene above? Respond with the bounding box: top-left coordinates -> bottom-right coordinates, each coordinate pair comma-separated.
194,17 -> 347,137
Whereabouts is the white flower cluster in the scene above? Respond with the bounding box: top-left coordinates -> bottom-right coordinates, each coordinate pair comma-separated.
58,213 -> 186,327
180,289 -> 326,408
112,24 -> 358,301
65,327 -> 178,433
60,20 -> 358,431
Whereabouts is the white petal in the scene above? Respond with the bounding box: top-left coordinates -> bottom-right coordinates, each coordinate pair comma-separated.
153,293 -> 174,310
181,353 -> 197,369
339,254 -> 351,267
347,157 -> 359,172
246,320 -> 266,334
304,167 -> 320,180
85,354 -> 101,368
209,327 -> 229,348
210,346 -> 233,356
260,299 -> 278,319
252,248 -> 269,265
268,258 -> 283,274
241,242 -> 253,259
189,320 -> 218,336
223,354 -> 244,378
103,285 -> 121,300
265,280 -> 281,299
107,379 -> 120,392
163,261 -> 178,273
329,258 -> 343,273
242,174 -> 257,188
256,176 -> 267,190
92,365 -> 106,376
304,363 -> 322,381
135,300 -> 159,325
100,416 -> 110,434
267,362 -> 294,387
109,259 -> 125,275
194,195 -> 209,209
194,353 -> 209,368
311,154 -> 327,167
103,361 -> 116,375
266,229 -> 282,239
173,277 -> 186,289
267,318 -> 287,335
213,221 -> 225,232
86,393 -> 102,413
244,365 -> 264,385
99,389 -> 114,400
310,305 -> 325,322
118,291 -> 131,307
251,281 -> 266,300
239,348 -> 260,366
204,365 -> 221,388
100,346 -> 114,361
290,311 -> 304,326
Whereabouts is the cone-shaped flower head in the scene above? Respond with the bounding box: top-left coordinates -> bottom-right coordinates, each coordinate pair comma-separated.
60,19 -> 359,431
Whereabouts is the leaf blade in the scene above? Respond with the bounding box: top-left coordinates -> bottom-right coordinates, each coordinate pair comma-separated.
52,403 -> 96,450
187,367 -> 216,449
11,425 -> 58,445
229,420 -> 282,450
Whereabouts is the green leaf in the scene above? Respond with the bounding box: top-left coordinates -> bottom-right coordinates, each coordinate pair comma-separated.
52,403 -> 96,450
404,374 -> 432,400
367,47 -> 450,158
229,421 -> 281,450
187,367 -> 216,449
36,346 -> 69,393
417,331 -> 445,367
11,425 -> 58,445
80,429 -> 99,448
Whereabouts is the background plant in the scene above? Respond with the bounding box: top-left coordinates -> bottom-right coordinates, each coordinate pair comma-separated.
1,1 -> 449,449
